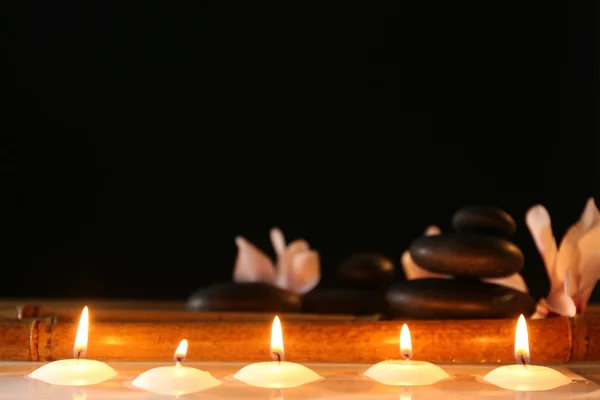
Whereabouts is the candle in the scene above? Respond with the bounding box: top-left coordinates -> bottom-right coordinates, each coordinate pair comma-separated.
483,314 -> 572,391
132,339 -> 221,396
28,306 -> 117,386
234,316 -> 322,388
364,323 -> 450,386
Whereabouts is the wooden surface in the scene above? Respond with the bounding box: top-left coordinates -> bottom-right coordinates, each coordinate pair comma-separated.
0,299 -> 597,363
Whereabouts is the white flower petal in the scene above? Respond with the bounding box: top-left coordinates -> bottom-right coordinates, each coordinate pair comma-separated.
233,236 -> 276,284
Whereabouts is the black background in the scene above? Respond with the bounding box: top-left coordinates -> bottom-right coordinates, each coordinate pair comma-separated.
2,3 -> 598,301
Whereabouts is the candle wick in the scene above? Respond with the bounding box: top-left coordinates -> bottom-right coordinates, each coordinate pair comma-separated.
174,356 -> 185,364
403,352 -> 411,361
272,351 -> 282,365
75,349 -> 83,362
518,353 -> 528,369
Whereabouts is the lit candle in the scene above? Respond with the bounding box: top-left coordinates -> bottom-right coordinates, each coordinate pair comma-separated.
234,316 -> 322,388
132,339 -> 221,396
28,306 -> 117,386
364,323 -> 450,386
483,314 -> 572,391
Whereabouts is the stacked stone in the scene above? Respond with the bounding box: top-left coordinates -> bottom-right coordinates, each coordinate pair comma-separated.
386,206 -> 537,319
302,253 -> 394,315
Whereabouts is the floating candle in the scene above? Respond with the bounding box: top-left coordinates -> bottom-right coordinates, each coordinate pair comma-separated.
28,307 -> 117,386
234,316 -> 322,388
132,339 -> 221,396
483,314 -> 572,391
364,323 -> 450,386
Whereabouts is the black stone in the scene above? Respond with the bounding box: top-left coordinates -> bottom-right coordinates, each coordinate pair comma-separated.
452,205 -> 517,237
302,287 -> 388,315
386,278 -> 536,319
186,282 -> 301,313
338,252 -> 395,289
409,234 -> 524,278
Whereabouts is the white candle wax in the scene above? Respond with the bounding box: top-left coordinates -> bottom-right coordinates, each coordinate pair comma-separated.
132,361 -> 221,396
483,315 -> 572,391
131,339 -> 221,396
28,306 -> 118,386
234,361 -> 322,389
28,359 -> 117,386
234,316 -> 322,388
364,360 -> 450,386
363,324 -> 450,386
483,364 -> 572,391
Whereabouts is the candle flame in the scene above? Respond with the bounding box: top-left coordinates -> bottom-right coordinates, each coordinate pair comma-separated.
271,316 -> 285,361
514,314 -> 530,365
73,306 -> 89,359
174,339 -> 188,363
400,324 -> 413,360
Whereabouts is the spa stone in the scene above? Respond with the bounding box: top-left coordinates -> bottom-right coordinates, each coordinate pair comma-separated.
186,282 -> 301,313
386,278 -> 536,319
409,234 -> 524,278
337,252 -> 395,289
452,205 -> 517,237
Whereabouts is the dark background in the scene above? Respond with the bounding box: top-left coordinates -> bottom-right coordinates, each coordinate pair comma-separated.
1,3 -> 598,301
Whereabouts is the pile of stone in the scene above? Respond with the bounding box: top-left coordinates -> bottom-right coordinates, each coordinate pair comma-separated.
386,206 -> 536,319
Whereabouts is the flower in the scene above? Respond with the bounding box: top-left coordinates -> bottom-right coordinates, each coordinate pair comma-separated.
233,227 -> 320,294
526,198 -> 600,317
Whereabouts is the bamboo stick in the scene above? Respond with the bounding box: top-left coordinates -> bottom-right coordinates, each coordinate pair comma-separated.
0,300 -> 597,363
0,315 -> 586,363
0,320 -> 37,361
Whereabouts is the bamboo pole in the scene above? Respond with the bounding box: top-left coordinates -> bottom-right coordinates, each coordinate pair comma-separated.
0,316 -> 583,363
0,300 -> 597,363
